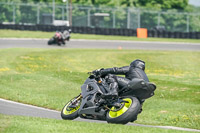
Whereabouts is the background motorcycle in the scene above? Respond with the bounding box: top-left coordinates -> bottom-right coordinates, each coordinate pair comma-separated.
48,30 -> 71,46
61,72 -> 156,124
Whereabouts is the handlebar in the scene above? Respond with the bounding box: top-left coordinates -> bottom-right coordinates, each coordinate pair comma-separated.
87,72 -> 93,75
87,71 -> 102,79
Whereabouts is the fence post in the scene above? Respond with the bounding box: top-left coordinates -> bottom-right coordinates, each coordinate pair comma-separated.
157,12 -> 160,27
66,0 -> 69,22
52,0 -> 55,23
127,8 -> 130,29
113,10 -> 115,28
62,6 -> 64,20
69,0 -> 72,26
13,3 -> 16,24
186,13 -> 189,32
87,8 -> 91,27
137,9 -> 140,28
37,4 -> 40,24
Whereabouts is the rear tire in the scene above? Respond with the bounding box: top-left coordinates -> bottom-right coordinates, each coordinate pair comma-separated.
61,95 -> 82,120
106,96 -> 140,124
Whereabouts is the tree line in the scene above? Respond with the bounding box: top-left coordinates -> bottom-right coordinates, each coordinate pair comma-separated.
1,0 -> 193,10
0,0 -> 200,32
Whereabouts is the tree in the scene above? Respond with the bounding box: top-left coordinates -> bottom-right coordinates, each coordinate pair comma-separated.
137,0 -> 189,10
91,0 -> 111,5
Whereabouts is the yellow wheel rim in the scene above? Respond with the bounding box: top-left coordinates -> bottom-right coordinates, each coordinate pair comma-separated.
63,98 -> 81,115
109,98 -> 132,118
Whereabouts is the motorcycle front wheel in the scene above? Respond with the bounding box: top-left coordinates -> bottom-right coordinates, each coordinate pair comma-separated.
48,38 -> 55,45
61,94 -> 82,120
106,96 -> 140,124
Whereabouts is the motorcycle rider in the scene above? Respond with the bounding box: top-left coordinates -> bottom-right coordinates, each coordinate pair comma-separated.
93,59 -> 149,115
55,29 -> 71,45
61,29 -> 71,43
55,31 -> 64,45
93,59 -> 149,97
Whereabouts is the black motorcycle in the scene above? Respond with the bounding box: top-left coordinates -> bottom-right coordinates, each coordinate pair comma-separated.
61,72 -> 156,124
48,30 -> 71,46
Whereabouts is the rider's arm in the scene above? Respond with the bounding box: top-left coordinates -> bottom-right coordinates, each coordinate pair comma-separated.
100,66 -> 129,76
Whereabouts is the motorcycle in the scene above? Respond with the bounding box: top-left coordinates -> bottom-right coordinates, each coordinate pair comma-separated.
48,30 -> 71,46
61,72 -> 156,124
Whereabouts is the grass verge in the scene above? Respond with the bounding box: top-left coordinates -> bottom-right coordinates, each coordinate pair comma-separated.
0,114 -> 193,133
0,29 -> 200,43
0,48 -> 199,129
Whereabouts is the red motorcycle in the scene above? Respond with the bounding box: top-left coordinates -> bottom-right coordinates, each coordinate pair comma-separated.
48,30 -> 71,46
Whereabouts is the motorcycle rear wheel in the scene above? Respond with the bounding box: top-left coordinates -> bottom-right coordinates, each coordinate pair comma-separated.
61,95 -> 82,120
106,96 -> 140,124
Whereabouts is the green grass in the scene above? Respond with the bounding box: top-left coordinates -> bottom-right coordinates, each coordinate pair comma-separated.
0,49 -> 199,130
0,29 -> 200,43
0,114 -> 193,133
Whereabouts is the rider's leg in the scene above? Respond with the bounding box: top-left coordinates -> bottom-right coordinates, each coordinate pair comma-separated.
104,74 -> 131,97
114,76 -> 130,89
115,76 -> 144,114
103,74 -> 119,97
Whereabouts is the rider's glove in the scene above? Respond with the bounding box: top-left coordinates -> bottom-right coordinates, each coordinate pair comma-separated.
92,68 -> 103,76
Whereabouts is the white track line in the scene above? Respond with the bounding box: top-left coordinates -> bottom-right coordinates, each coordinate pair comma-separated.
0,98 -> 59,113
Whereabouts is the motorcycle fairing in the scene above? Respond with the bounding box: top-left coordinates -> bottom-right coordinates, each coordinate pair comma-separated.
78,78 -> 106,116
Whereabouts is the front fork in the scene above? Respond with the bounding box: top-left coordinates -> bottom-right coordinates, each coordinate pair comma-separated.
67,94 -> 82,110
76,93 -> 82,101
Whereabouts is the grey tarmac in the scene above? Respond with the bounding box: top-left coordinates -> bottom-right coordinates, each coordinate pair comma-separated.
0,38 -> 200,51
0,98 -> 200,132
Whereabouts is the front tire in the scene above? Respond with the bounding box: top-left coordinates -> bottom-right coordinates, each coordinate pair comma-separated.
61,95 -> 82,120
106,96 -> 140,124
48,38 -> 55,45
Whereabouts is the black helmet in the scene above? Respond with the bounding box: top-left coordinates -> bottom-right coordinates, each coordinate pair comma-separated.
130,59 -> 145,70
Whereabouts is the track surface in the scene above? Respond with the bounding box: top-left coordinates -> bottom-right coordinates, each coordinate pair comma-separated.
1,98 -> 200,132
0,39 -> 200,132
0,38 -> 200,51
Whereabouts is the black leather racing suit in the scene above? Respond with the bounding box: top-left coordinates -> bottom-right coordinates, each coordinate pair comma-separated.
98,59 -> 149,96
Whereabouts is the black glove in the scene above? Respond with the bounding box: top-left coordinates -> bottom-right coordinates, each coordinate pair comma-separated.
92,68 -> 103,76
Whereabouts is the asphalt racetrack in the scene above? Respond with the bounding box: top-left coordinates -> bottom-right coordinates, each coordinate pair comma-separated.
0,38 -> 200,51
1,98 -> 200,132
0,38 -> 200,132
